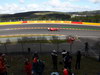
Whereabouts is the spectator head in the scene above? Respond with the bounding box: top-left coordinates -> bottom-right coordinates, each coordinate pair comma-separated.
34,51 -> 38,55
53,50 -> 56,53
85,42 -> 88,45
2,53 -> 6,57
33,57 -> 38,63
33,51 -> 39,58
77,51 -> 81,54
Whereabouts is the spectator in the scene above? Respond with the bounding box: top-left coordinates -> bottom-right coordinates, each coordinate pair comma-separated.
75,51 -> 82,70
1,54 -> 9,68
84,42 -> 89,56
24,58 -> 32,75
51,50 -> 58,70
2,53 -> 9,74
31,51 -> 39,75
64,52 -> 72,70
0,53 -> 7,75
28,48 -> 31,54
32,57 -> 45,75
36,59 -> 45,75
32,57 -> 38,75
85,42 -> 89,51
61,50 -> 67,58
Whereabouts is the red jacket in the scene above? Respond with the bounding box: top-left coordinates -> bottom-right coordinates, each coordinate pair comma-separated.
24,62 -> 32,75
0,57 -> 7,73
63,68 -> 69,75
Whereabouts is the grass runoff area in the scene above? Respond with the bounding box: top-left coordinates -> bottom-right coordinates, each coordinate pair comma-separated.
6,53 -> 100,75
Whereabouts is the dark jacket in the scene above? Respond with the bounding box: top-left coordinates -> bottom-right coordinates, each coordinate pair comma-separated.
51,52 -> 58,63
32,60 -> 45,73
64,54 -> 72,64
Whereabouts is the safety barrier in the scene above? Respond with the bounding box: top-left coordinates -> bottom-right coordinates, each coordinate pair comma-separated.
0,21 -> 100,26
0,21 -> 22,25
63,21 -> 71,23
27,21 -> 72,24
22,21 -> 27,23
71,21 -> 83,24
27,21 -> 100,26
82,22 -> 100,26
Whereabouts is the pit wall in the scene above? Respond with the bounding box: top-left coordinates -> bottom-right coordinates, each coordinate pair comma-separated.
0,21 -> 100,26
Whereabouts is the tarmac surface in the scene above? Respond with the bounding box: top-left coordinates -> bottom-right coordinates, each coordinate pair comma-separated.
0,23 -> 100,37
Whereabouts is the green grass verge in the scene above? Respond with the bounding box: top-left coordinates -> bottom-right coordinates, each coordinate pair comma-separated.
62,27 -> 100,31
1,39 -> 67,44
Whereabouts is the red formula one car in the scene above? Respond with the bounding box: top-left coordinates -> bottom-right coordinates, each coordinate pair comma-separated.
48,28 -> 58,31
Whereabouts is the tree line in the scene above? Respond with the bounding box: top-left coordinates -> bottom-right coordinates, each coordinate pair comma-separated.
0,14 -> 100,23
70,15 -> 100,23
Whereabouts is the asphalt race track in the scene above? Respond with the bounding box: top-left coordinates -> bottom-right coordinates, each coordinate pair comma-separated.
0,23 -> 100,37
0,23 -> 100,56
